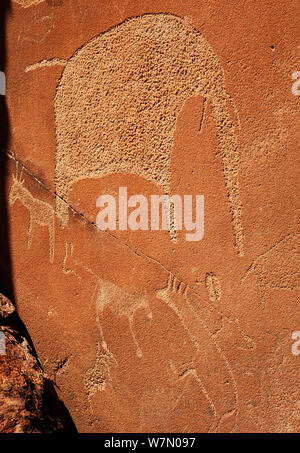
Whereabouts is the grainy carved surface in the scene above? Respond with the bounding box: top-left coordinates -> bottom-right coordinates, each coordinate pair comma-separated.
12,0 -> 44,7
54,14 -> 243,254
205,273 -> 221,302
3,0 -> 299,433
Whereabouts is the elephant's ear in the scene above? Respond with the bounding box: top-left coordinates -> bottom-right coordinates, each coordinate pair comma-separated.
171,91 -> 243,256
171,93 -> 209,195
227,94 -> 241,130
173,94 -> 207,145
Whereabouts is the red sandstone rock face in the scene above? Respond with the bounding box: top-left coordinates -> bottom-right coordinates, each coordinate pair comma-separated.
1,0 -> 299,433
0,292 -> 75,433
0,323 -> 63,432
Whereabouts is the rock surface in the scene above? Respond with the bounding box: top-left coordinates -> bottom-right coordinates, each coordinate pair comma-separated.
0,295 -> 75,433
1,0 -> 299,433
0,294 -> 15,319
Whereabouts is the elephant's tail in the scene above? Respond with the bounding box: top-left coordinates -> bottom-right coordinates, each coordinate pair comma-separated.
211,97 -> 244,256
55,190 -> 69,228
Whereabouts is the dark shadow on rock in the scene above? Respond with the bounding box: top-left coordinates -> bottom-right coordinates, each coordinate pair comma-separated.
0,0 -> 13,302
43,378 -> 78,433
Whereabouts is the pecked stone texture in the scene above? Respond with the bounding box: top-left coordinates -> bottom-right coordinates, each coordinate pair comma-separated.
1,0 -> 299,433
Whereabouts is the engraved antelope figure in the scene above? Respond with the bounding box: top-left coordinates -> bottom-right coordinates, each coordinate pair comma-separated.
9,166 -> 55,263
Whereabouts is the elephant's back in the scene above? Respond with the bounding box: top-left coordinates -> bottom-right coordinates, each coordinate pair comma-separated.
54,14 -> 224,187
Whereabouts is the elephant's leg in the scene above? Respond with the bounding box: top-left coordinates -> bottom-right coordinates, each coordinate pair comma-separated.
211,98 -> 244,256
55,195 -> 69,227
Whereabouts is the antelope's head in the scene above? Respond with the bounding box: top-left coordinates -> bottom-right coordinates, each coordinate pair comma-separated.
9,165 -> 24,205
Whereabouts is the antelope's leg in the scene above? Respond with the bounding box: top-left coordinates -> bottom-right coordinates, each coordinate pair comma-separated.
27,217 -> 33,249
48,218 -> 55,263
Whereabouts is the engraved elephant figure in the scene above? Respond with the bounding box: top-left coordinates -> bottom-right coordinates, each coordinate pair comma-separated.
54,14 -> 243,254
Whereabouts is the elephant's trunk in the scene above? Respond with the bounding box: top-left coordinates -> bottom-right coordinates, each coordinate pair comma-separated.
211,97 -> 244,256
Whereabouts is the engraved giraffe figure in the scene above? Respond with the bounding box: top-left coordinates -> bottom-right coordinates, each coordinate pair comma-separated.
9,166 -> 55,263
